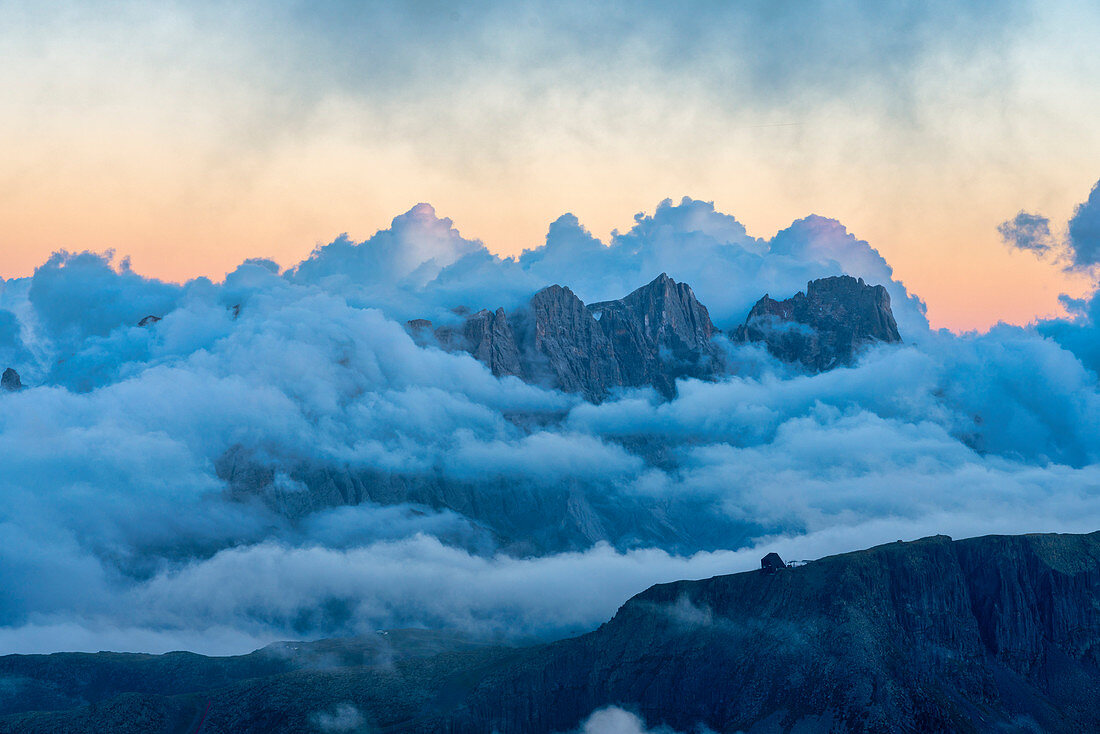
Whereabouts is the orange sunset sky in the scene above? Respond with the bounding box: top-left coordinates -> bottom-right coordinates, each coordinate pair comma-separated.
2,1 -> 1099,331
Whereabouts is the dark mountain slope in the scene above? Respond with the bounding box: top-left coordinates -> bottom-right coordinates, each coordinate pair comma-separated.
3,533 -> 1098,733
449,532 -> 1100,733
0,630 -> 521,734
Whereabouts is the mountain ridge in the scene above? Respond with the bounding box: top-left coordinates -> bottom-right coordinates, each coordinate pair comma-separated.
3,531 -> 1098,733
417,272 -> 900,401
448,531 -> 1100,733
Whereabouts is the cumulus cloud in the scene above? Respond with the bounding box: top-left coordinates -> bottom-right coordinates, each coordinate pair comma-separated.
287,197 -> 928,335
0,308 -> 31,370
28,251 -> 182,342
289,204 -> 483,293
1038,292 -> 1100,378
1000,178 -> 1100,271
997,211 -> 1056,254
1068,180 -> 1100,268
0,198 -> 1099,656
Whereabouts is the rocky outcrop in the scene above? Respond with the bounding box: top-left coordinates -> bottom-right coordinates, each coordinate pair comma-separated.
517,285 -> 623,398
5,532 -> 1098,733
420,273 -> 900,397
1,368 -> 22,392
734,275 -> 901,371
425,274 -> 721,400
436,307 -> 525,379
588,273 -> 720,396
406,318 -> 435,336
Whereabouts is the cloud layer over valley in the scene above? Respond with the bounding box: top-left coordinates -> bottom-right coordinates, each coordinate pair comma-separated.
1,194 -> 1099,655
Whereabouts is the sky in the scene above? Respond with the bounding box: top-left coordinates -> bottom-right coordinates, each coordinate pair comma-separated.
2,0 -> 1100,331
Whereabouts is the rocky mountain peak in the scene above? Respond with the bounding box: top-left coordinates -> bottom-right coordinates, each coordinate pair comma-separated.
458,307 -> 524,380
734,274 -> 901,371
522,284 -> 622,399
420,276 -> 723,401
1,368 -> 22,392
615,272 -> 716,350
416,273 -> 900,400
588,273 -> 720,396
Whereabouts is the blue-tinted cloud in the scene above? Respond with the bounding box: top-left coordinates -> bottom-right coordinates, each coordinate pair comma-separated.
997,211 -> 1056,254
1068,180 -> 1100,267
274,0 -> 1028,125
28,251 -> 182,342
1038,287 -> 1100,379
1,198 -> 1099,657
578,705 -> 684,734
287,197 -> 928,336
1000,178 -> 1100,271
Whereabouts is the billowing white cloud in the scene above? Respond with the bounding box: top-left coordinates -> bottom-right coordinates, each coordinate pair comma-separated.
0,198 -> 1097,656
286,197 -> 929,335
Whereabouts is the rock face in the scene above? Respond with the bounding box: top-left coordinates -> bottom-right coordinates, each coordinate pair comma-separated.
436,307 -> 525,379
428,274 -> 721,400
425,273 -> 901,396
588,273 -> 719,397
1,368 -> 22,391
735,275 -> 901,371
519,284 -> 623,397
4,532 -> 1098,734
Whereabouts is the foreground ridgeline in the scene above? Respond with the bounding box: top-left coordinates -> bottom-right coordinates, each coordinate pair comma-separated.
451,532 -> 1100,733
3,532 -> 1097,733
413,273 -> 902,401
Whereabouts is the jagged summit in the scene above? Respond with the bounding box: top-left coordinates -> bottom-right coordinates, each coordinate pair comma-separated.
422,274 -> 723,401
435,306 -> 525,380
588,273 -> 719,395
522,284 -> 623,398
734,274 -> 902,371
415,273 -> 903,400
